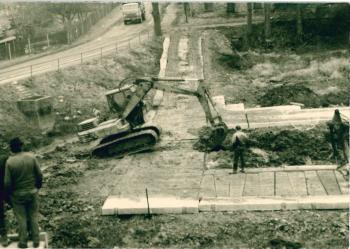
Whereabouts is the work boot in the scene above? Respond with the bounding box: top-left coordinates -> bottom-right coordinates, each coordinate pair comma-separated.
230,170 -> 238,174
17,242 -> 27,248
0,235 -> 9,247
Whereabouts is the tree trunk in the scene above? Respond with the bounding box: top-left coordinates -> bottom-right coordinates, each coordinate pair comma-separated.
184,3 -> 190,23
246,3 -> 253,45
296,4 -> 303,40
226,3 -> 235,14
204,3 -> 214,12
264,3 -> 271,41
152,2 -> 162,36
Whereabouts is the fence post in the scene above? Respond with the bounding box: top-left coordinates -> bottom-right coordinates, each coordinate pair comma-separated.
81,52 -> 83,64
47,33 -> 50,47
57,58 -> 60,71
27,37 -> 31,54
30,65 -> 33,78
7,43 -> 11,60
12,40 -> 16,56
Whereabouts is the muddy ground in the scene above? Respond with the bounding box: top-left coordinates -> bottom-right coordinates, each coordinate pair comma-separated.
0,4 -> 348,248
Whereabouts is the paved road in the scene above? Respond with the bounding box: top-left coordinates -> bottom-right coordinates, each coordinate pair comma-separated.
0,3 -> 155,85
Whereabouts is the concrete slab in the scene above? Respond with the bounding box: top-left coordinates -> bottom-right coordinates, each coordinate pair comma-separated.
199,174 -> 216,199
230,174 -> 245,197
334,171 -> 349,195
199,195 -> 349,212
206,165 -> 337,175
243,173 -> 260,196
317,170 -> 342,195
245,165 -> 337,173
305,171 -> 327,196
288,171 -> 308,196
102,196 -> 198,215
275,172 -> 295,196
259,172 -> 275,196
213,174 -> 232,197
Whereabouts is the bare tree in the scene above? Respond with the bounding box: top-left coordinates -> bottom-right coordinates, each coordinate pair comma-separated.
47,3 -> 80,43
8,3 -> 53,39
184,3 -> 190,23
264,3 -> 271,41
296,4 -> 303,41
204,3 -> 214,12
246,3 -> 253,45
152,2 -> 162,36
226,3 -> 235,14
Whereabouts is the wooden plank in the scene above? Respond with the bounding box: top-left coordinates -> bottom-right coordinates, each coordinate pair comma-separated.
288,171 -> 308,196
199,174 -> 216,198
334,171 -> 349,195
258,172 -> 274,196
230,174 -> 245,197
317,170 -> 341,195
304,171 -> 327,196
243,173 -> 260,196
276,172 -> 295,196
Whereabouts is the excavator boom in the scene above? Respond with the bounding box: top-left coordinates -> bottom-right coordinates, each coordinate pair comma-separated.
89,77 -> 228,157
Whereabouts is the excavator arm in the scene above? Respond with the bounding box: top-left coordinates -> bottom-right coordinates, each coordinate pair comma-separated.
96,77 -> 228,157
115,77 -> 225,128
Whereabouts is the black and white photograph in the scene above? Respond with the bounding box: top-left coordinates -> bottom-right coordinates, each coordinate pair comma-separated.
0,1 -> 349,248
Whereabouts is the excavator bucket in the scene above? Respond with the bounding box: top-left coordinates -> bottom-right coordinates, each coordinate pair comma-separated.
196,123 -> 228,151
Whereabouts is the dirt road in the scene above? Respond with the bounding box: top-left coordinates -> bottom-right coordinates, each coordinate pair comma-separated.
0,3 -> 155,85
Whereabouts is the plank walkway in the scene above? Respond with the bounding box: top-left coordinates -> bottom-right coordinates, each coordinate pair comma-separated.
201,168 -> 348,199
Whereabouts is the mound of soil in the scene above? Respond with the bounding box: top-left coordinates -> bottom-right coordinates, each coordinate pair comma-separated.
320,90 -> 349,107
248,125 -> 333,165
258,83 -> 321,107
202,125 -> 340,167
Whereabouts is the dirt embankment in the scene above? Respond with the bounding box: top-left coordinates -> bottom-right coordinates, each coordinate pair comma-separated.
0,38 -> 162,148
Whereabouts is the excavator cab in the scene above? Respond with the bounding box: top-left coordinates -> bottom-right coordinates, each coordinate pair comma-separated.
105,85 -> 145,128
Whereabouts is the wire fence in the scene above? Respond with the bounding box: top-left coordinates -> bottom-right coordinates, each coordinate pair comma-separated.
0,3 -> 116,61
0,30 -> 153,84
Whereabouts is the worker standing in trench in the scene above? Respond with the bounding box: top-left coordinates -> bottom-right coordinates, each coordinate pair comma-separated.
231,126 -> 249,174
327,109 -> 349,164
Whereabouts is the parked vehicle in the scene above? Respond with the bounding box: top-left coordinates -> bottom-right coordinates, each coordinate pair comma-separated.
122,2 -> 146,24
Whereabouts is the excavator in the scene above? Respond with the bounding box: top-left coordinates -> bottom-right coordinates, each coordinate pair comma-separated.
77,77 -> 228,157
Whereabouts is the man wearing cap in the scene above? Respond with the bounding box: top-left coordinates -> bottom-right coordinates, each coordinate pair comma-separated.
4,138 -> 43,248
231,126 -> 249,174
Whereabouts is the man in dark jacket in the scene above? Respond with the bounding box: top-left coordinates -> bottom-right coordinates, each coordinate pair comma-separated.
0,148 -> 9,247
5,138 -> 43,248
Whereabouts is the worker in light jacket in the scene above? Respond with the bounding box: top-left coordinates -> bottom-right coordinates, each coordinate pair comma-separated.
231,126 -> 249,174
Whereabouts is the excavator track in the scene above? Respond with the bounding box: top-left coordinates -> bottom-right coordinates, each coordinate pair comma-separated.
92,126 -> 160,158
